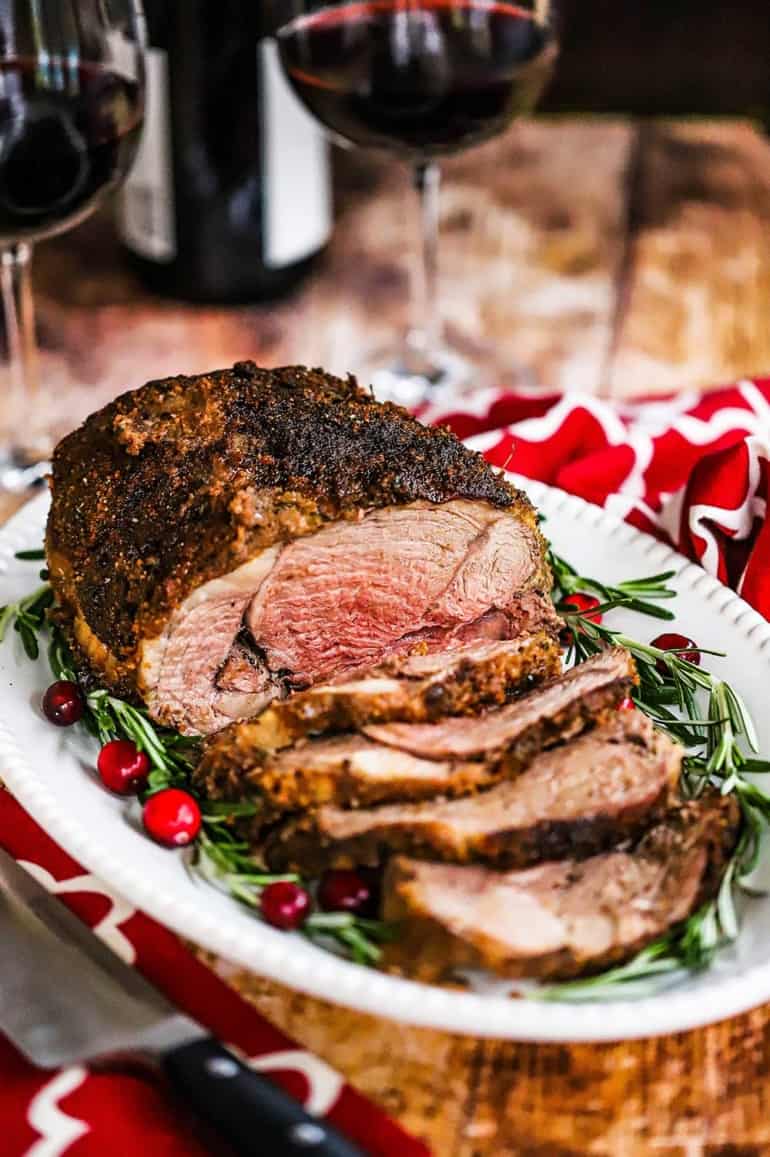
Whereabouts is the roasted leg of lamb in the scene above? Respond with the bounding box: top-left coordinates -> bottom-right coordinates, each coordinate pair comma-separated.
46,362 -> 554,735
46,360 -> 743,987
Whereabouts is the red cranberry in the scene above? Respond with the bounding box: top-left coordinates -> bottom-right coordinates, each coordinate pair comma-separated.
260,881 -> 311,931
97,739 -> 150,796
651,632 -> 700,674
562,593 -> 603,623
42,680 -> 84,727
142,788 -> 201,848
618,696 -> 636,711
318,869 -> 375,916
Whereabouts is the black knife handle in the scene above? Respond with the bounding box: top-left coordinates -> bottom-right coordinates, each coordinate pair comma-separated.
161,1036 -> 365,1157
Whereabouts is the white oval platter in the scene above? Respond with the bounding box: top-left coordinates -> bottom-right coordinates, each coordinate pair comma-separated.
0,479 -> 768,1042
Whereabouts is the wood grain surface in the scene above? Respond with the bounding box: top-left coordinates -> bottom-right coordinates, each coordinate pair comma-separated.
8,117 -> 770,1155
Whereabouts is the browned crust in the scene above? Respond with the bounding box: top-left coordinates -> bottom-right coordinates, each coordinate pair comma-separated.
195,626 -> 563,791
380,793 -> 741,983
263,721 -> 682,874
47,361 -> 546,698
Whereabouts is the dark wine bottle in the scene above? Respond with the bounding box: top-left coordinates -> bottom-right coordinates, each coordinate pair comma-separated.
117,0 -> 332,302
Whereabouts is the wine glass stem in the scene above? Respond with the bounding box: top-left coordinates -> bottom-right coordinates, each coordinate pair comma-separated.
1,242 -> 42,453
409,160 -> 443,372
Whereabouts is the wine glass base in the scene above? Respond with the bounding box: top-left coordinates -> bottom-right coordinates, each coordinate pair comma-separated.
366,344 -> 487,408
0,448 -> 51,494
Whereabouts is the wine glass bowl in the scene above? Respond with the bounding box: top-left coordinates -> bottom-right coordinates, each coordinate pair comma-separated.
0,0 -> 145,487
277,1 -> 557,158
0,56 -> 143,245
275,0 -> 557,405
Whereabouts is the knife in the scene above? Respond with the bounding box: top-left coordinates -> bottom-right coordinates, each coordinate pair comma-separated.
0,847 -> 364,1157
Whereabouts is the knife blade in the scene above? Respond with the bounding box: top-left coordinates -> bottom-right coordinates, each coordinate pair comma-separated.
0,847 -> 364,1157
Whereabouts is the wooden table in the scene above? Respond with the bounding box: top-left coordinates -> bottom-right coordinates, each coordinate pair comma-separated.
10,117 -> 770,1154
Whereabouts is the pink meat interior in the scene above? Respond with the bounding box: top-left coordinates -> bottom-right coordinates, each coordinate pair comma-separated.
143,499 -> 545,734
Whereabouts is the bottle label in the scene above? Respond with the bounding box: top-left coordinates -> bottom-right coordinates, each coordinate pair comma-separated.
260,40 -> 332,269
118,47 -> 176,262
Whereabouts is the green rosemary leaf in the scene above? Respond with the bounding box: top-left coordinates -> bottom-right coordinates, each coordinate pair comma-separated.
615,571 -> 677,592
14,617 -> 39,660
0,605 -> 14,642
20,584 -> 54,621
191,828 -> 300,908
617,599 -> 676,621
724,684 -> 759,753
305,911 -> 393,964
47,633 -> 77,684
14,548 -> 46,561
201,800 -> 259,821
535,941 -> 684,1002
738,759 -> 770,774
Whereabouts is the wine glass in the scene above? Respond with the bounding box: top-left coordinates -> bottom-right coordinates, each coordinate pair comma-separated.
275,0 -> 557,405
0,0 -> 145,490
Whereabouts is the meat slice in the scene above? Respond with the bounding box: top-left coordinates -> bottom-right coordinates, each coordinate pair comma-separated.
382,793 -> 740,982
242,736 -> 500,815
363,647 -> 636,759
265,714 -> 682,873
195,647 -> 635,814
205,628 -> 563,754
47,362 -> 550,735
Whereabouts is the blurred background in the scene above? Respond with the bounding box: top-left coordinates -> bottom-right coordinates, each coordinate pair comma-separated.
6,0 -> 770,441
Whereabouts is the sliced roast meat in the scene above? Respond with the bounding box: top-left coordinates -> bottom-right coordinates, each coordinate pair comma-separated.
265,714 -> 681,873
195,647 -> 635,814
381,792 -> 740,982
363,647 -> 636,760
238,736 -> 500,816
243,499 -> 550,687
205,628 -> 563,754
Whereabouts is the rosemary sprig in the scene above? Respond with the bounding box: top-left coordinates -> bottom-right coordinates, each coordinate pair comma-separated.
0,583 -> 54,659
46,616 -> 199,786
560,609 -> 770,780
551,549 -> 677,621
85,689 -> 197,787
304,912 -> 397,966
192,816 -> 301,907
192,807 -> 393,963
535,908 -> 723,1003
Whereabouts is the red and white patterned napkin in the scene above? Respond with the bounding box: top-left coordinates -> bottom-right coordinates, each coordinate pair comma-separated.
3,375 -> 770,1155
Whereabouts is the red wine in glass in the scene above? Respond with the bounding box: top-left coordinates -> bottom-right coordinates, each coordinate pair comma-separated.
276,0 -> 557,405
277,0 -> 556,157
0,59 -> 143,243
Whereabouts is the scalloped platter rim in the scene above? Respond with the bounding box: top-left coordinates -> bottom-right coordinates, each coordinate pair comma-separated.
0,477 -> 769,1042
